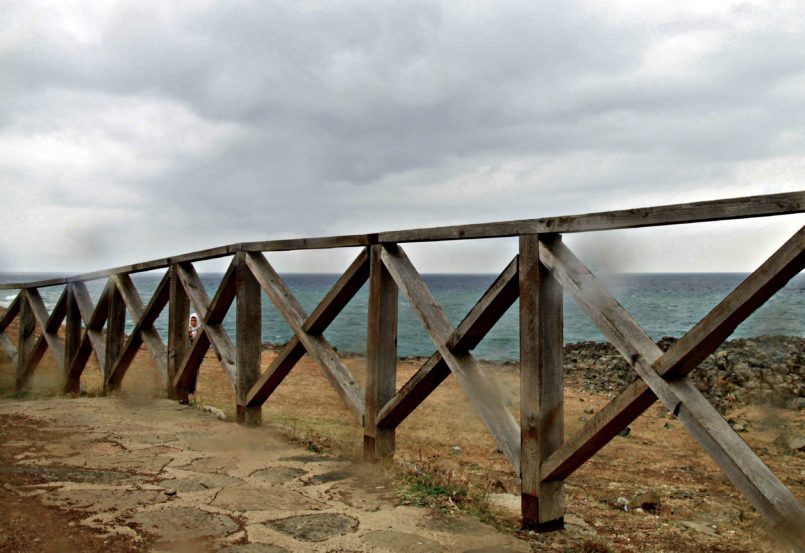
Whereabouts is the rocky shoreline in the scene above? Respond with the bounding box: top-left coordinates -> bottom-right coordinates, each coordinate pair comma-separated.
563,335 -> 804,413
274,334 -> 803,414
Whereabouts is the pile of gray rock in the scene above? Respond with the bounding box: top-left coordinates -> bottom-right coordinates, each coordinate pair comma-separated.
563,335 -> 804,413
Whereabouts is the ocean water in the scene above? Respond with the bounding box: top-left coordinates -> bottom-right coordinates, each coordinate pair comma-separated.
1,272 -> 802,362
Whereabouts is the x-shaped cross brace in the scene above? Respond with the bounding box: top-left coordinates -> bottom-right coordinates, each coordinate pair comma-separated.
105,273 -> 170,390
379,243 -> 522,472
244,251 -> 365,421
173,261 -> 238,392
539,227 -> 805,546
14,288 -> 67,388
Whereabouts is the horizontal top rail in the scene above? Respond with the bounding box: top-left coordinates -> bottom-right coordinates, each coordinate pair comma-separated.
378,190 -> 803,242
1,191 -> 802,290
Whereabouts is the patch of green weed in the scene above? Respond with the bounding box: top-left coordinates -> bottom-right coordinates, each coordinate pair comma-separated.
395,466 -> 506,530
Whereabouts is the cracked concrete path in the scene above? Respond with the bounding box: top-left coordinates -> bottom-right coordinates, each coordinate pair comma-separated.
0,397 -> 530,552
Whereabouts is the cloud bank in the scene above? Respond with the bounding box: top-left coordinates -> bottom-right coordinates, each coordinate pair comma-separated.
1,0 -> 803,273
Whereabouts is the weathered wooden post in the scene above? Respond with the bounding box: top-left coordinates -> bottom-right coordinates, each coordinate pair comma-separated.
63,284 -> 82,393
364,244 -> 398,460
519,233 -> 565,531
15,291 -> 35,391
236,251 -> 262,425
104,279 -> 126,394
168,264 -> 189,401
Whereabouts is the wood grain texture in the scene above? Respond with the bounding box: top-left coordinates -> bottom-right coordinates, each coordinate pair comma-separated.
519,234 -> 564,530
123,273 -> 169,374
376,352 -> 449,431
246,337 -> 304,408
17,288 -> 68,387
176,261 -> 237,385
63,284 -> 82,393
167,264 -> 190,399
66,280 -> 110,385
174,328 -> 213,392
377,191 -> 804,243
21,337 -> 49,387
364,245 -> 398,460
15,292 -> 35,390
0,333 -> 16,364
656,225 -> 805,379
25,287 -> 67,368
104,280 -> 126,392
542,226 -> 805,481
0,291 -> 20,369
106,273 -> 169,388
538,237 -> 805,549
304,248 -> 370,335
0,293 -> 21,332
377,256 -> 519,429
240,234 -> 373,252
246,249 -> 370,408
380,244 -> 522,473
0,293 -> 19,362
235,252 -> 262,425
245,252 -> 365,420
0,277 -> 71,290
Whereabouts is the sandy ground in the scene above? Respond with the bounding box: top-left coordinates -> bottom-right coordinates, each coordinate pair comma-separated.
0,315 -> 803,552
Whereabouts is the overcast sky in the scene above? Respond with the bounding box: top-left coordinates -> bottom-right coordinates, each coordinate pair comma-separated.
1,0 -> 803,275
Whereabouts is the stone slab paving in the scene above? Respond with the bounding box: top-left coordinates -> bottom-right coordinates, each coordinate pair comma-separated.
0,397 -> 530,552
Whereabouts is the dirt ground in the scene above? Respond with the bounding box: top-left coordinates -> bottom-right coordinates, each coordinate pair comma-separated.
0,395 -> 535,553
0,321 -> 803,552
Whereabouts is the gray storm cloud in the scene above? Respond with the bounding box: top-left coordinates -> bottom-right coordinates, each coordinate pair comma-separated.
0,0 -> 803,273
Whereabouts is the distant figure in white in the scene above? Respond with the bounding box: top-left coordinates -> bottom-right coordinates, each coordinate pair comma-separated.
188,313 -> 201,343
180,313 -> 202,405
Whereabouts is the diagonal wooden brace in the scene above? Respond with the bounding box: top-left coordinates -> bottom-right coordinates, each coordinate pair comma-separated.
63,284 -> 82,392
246,248 -> 370,408
0,293 -> 21,332
245,252 -> 365,421
0,293 -> 21,363
105,273 -> 169,388
175,329 -> 215,392
0,331 -> 16,364
174,261 -> 237,388
379,244 -> 522,473
25,287 -> 67,368
539,233 -> 805,550
542,226 -> 805,482
66,280 -> 110,387
104,278 -> 126,391
18,289 -> 68,386
15,291 -> 35,390
377,255 -> 520,429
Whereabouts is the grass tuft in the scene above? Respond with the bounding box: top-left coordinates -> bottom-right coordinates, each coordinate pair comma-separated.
397,470 -> 474,510
393,462 -> 507,530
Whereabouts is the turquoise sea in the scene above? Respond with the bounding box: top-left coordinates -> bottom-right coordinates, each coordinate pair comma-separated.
1,272 -> 802,362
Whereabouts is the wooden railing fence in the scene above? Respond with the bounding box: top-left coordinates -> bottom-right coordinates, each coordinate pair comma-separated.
0,191 -> 804,548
